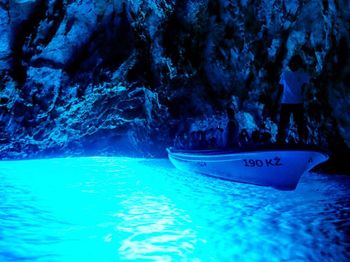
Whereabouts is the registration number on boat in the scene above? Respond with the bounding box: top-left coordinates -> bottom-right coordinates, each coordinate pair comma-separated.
243,158 -> 282,167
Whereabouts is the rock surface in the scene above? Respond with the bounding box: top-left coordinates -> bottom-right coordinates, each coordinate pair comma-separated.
0,0 -> 349,170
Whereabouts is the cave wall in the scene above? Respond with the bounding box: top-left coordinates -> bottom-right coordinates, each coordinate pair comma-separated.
0,0 -> 349,162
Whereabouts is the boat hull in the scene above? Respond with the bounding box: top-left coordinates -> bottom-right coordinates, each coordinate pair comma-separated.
168,148 -> 329,190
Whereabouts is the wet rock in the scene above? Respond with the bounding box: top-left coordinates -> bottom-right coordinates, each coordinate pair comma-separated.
0,6 -> 11,70
25,66 -> 64,107
32,0 -> 99,67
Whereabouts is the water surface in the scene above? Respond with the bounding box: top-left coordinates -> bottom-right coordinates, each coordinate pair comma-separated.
0,157 -> 349,261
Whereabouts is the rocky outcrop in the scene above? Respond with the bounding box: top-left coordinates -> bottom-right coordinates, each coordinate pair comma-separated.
0,6 -> 11,70
0,0 -> 349,170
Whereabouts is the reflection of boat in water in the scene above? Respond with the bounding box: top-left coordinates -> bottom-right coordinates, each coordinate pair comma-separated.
167,145 -> 329,190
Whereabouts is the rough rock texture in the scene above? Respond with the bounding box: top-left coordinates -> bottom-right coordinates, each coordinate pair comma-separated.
0,0 -> 349,170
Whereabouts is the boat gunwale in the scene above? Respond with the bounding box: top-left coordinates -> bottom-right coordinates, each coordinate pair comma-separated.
167,144 -> 329,157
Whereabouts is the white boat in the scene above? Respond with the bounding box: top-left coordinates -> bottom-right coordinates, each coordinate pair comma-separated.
167,145 -> 329,190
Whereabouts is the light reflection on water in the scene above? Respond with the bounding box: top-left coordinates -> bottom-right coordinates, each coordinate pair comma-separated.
0,157 -> 349,261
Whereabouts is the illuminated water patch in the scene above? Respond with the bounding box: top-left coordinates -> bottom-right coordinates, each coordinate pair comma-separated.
0,157 -> 349,261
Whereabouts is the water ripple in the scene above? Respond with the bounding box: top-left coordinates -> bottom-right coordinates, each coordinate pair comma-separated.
0,157 -> 349,261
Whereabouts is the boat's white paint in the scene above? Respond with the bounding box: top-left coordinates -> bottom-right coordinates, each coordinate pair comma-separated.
168,149 -> 329,190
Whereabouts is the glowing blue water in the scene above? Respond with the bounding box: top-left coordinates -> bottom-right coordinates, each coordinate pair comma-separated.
0,157 -> 349,261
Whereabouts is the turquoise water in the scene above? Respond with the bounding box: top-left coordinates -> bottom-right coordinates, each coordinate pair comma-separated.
0,157 -> 349,261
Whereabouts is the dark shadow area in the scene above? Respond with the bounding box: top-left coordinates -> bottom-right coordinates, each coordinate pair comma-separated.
9,0 -> 48,85
66,3 -> 135,84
